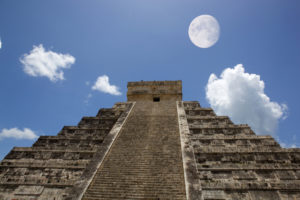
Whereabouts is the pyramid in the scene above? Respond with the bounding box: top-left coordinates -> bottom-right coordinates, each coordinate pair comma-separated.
0,80 -> 299,200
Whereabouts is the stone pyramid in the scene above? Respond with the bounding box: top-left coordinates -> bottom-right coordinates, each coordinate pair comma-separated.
0,81 -> 299,200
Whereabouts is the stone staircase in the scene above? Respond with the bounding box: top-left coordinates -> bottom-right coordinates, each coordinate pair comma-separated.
82,101 -> 186,200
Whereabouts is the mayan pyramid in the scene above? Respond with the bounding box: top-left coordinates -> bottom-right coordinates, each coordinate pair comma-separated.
0,80 -> 299,200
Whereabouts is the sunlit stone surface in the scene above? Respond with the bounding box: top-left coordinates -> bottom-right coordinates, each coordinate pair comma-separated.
0,81 -> 299,200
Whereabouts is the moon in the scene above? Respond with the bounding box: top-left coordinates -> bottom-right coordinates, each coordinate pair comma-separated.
188,15 -> 220,48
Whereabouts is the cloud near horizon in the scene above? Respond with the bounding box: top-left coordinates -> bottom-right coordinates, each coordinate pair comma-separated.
92,75 -> 121,96
206,64 -> 287,136
0,128 -> 38,140
20,44 -> 75,82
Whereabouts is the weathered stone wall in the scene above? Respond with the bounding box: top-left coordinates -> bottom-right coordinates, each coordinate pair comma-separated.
183,101 -> 300,200
127,80 -> 182,101
0,102 -> 133,200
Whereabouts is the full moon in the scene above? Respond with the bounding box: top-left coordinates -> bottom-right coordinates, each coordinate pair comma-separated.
188,15 -> 220,48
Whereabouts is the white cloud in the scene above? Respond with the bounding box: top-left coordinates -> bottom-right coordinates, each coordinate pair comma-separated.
92,75 -> 121,95
279,135 -> 298,148
206,64 -> 287,136
84,93 -> 93,104
280,142 -> 297,148
20,44 -> 75,82
0,38 -> 2,49
0,128 -> 38,140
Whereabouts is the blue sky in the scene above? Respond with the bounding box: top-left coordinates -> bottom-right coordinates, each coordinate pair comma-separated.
0,0 -> 300,159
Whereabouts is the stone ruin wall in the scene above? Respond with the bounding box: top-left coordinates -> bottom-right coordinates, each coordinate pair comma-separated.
0,102 -> 133,200
127,80 -> 182,101
182,101 -> 300,200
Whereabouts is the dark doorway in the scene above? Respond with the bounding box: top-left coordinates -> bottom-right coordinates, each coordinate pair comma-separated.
153,97 -> 160,102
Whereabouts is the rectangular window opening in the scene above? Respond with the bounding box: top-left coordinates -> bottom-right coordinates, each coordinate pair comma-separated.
153,97 -> 160,102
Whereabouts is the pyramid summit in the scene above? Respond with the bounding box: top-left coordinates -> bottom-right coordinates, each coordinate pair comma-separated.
0,80 -> 300,200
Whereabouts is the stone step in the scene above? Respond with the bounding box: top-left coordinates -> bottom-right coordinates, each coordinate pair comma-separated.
0,159 -> 89,168
187,115 -> 229,119
187,117 -> 233,126
184,108 -> 216,117
0,182 -> 73,187
199,169 -> 300,180
200,179 -> 300,191
183,101 -> 201,108
78,117 -> 116,127
194,148 -> 300,153
189,124 -> 251,129
189,126 -> 255,136
190,135 -> 273,140
195,153 -> 300,165
4,148 -> 96,160
35,135 -> 106,140
77,124 -> 116,129
8,147 -> 96,153
58,126 -> 111,136
61,126 -> 111,131
32,136 -> 105,150
0,162 -> 86,169
194,146 -> 285,153
197,162 -> 300,170
185,107 -> 213,111
197,167 -> 300,171
83,194 -> 184,200
96,108 -> 119,118
192,141 -> 279,148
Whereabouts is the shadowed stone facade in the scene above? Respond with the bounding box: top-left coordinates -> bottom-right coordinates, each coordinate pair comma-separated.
0,80 -> 299,200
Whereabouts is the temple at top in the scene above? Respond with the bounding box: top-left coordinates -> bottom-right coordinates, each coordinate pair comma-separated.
0,80 -> 299,200
127,80 -> 182,101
